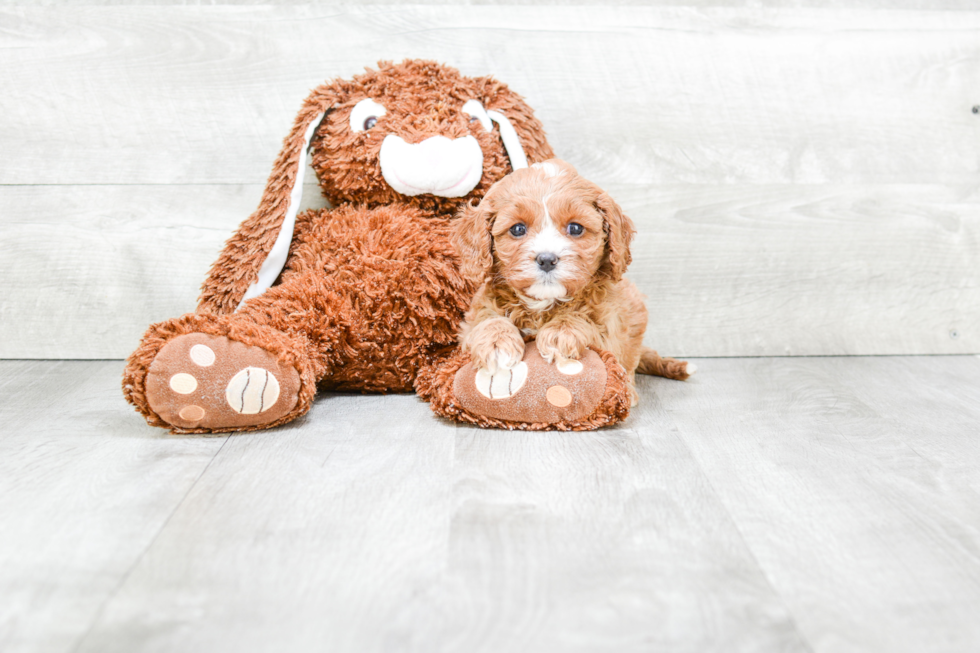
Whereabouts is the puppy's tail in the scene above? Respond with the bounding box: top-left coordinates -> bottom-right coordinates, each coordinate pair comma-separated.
636,347 -> 696,381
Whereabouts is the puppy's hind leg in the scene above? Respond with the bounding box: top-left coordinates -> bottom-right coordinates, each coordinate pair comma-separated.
636,347 -> 696,381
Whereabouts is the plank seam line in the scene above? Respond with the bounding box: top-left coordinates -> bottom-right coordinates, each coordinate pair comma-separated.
665,414 -> 819,653
67,435 -> 232,653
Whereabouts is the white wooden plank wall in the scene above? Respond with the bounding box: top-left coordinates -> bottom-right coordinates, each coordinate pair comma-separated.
1,5 -> 978,358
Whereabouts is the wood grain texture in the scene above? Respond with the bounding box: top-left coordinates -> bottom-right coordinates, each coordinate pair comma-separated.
626,183 -> 980,357
2,182 -> 975,358
0,360 -> 227,653
72,392 -> 461,653
69,372 -> 809,653
392,419 -> 810,652
0,182 -> 328,359
4,357 -> 980,652
0,6 -> 978,186
656,355 -> 980,653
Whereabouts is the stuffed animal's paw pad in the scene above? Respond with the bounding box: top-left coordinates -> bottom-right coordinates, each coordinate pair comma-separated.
452,340 -> 607,426
169,373 -> 198,394
556,359 -> 584,375
225,367 -> 281,414
545,385 -> 573,407
189,344 -> 216,366
144,334 -> 300,430
474,362 -> 528,400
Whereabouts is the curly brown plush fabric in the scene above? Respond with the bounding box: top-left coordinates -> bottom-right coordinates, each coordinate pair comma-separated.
195,62 -> 550,316
122,60 -> 634,433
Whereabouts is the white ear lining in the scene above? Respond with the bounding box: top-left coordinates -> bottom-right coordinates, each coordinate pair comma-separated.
487,110 -> 528,170
236,110 -> 326,310
462,99 -> 493,132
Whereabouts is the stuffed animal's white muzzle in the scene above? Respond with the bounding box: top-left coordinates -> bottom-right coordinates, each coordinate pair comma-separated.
380,134 -> 484,198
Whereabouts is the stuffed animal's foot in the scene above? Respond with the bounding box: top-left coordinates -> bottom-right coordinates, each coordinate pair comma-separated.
424,340 -> 631,430
143,333 -> 301,431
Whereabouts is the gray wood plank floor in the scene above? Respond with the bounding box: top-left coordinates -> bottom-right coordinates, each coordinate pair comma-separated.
2,357 -> 978,652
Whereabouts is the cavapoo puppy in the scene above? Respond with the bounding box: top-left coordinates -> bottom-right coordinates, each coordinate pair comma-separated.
452,159 -> 693,405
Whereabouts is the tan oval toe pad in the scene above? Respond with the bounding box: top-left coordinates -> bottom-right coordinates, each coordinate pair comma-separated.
546,385 -> 573,407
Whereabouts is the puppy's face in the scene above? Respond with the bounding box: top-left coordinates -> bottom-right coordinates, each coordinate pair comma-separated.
453,159 -> 634,304
490,162 -> 605,301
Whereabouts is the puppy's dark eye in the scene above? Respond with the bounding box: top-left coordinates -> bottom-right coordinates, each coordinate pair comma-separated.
363,116 -> 378,130
567,222 -> 584,236
509,223 -> 527,238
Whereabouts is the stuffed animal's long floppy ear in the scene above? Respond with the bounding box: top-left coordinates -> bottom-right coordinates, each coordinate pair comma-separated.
475,76 -> 555,169
595,191 -> 636,282
451,197 -> 497,284
196,83 -> 341,315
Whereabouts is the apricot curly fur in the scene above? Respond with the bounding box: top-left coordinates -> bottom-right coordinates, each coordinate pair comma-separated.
452,160 -> 691,410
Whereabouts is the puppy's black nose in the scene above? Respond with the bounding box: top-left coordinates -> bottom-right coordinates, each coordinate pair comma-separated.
536,252 -> 559,272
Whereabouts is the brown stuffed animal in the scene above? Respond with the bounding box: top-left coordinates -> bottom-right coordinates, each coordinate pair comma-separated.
122,60 -> 632,433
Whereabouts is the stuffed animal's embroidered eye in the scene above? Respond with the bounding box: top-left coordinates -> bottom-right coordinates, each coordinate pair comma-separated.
509,223 -> 527,238
462,99 -> 492,131
567,222 -> 584,237
350,98 -> 387,133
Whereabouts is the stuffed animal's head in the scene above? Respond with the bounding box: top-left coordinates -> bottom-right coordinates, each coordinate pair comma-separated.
276,60 -> 554,214
452,159 -> 634,304
225,60 -> 555,309
308,60 -> 554,212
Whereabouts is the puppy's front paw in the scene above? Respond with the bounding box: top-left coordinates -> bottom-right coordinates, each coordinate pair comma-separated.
535,324 -> 588,368
466,318 -> 526,374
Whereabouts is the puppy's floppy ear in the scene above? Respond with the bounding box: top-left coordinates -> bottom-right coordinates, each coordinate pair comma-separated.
452,196 -> 497,284
197,82 -> 343,315
595,191 -> 635,282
